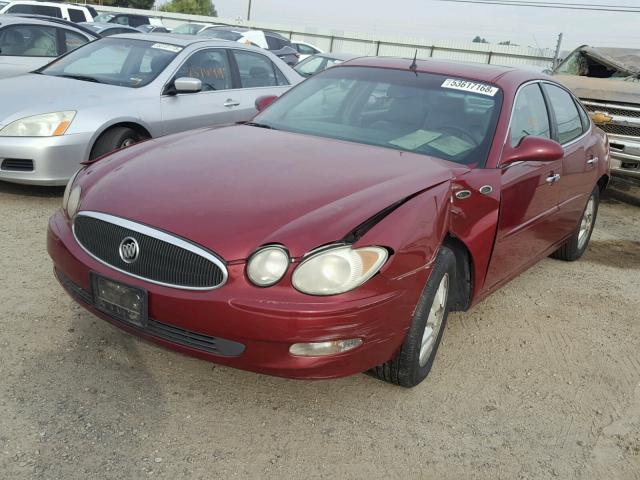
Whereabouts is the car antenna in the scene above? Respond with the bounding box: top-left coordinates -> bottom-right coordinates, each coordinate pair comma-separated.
409,50 -> 418,76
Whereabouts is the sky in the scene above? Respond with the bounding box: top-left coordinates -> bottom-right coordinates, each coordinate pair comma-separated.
211,0 -> 640,51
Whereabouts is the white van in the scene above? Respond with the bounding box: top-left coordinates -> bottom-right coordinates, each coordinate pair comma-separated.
0,1 -> 96,23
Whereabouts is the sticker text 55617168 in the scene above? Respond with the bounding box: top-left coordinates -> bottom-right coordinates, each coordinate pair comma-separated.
441,78 -> 499,97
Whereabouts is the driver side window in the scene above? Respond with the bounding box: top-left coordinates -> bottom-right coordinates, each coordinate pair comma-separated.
511,83 -> 551,147
174,49 -> 231,92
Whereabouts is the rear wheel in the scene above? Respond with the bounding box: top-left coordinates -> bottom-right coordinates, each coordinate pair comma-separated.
551,186 -> 599,261
90,126 -> 146,160
371,246 -> 456,388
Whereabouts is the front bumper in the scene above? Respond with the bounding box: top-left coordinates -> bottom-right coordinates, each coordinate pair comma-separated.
608,134 -> 640,181
0,132 -> 92,186
47,209 -> 424,380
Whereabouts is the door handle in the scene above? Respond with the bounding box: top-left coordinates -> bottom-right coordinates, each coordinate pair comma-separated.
545,173 -> 561,185
224,99 -> 240,108
586,156 -> 599,166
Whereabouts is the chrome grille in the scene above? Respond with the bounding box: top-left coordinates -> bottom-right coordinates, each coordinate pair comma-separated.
583,100 -> 640,119
598,123 -> 640,137
73,212 -> 227,290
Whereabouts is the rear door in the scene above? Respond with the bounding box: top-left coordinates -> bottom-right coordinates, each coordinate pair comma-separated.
227,48 -> 293,120
484,82 -> 563,290
160,48 -> 237,134
542,82 -> 598,239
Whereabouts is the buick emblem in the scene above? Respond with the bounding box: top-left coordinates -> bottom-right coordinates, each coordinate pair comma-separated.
119,237 -> 139,264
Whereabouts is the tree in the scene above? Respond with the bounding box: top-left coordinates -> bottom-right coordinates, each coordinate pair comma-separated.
160,0 -> 217,16
498,40 -> 518,46
472,36 -> 489,44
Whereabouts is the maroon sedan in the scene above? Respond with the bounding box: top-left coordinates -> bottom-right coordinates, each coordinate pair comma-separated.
48,58 -> 609,387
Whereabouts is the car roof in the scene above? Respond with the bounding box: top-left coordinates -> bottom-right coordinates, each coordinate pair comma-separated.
0,13 -> 94,33
318,52 -> 359,61
109,32 -> 254,48
341,57 -> 547,85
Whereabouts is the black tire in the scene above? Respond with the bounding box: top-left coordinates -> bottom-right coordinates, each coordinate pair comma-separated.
372,246 -> 456,388
551,186 -> 600,261
90,126 -> 145,160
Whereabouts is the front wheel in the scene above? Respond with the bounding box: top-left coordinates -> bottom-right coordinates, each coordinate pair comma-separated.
551,186 -> 599,261
371,246 -> 456,388
90,127 -> 146,160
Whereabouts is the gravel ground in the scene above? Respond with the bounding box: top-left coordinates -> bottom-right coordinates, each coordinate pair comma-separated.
0,182 -> 639,480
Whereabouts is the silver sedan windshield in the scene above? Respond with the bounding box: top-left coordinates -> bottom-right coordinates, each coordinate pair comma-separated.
39,37 -> 181,88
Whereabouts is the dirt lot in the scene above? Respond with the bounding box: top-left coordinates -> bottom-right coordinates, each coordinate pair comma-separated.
0,182 -> 639,480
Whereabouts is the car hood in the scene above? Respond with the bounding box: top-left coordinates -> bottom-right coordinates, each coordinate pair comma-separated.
77,125 -> 456,261
0,74 -> 134,127
554,74 -> 640,104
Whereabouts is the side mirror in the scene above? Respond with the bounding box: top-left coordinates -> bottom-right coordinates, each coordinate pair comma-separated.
501,136 -> 564,166
173,77 -> 202,94
255,95 -> 278,112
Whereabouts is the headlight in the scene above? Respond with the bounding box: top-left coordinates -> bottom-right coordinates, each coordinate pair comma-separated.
246,245 -> 290,286
63,169 -> 83,218
292,245 -> 388,295
0,111 -> 75,137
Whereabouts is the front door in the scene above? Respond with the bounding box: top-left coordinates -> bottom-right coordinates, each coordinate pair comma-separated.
484,82 -> 563,290
160,48 -> 241,135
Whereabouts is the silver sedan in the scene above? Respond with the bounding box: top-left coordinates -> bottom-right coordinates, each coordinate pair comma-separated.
0,33 -> 302,185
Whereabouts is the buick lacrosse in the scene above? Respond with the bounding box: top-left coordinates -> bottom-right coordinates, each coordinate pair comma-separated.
48,57 -> 609,387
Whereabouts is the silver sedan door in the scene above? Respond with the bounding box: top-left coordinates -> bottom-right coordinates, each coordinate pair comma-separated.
159,48 -> 241,135
227,48 -> 294,119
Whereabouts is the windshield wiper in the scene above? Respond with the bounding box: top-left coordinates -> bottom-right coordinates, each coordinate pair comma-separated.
56,74 -> 103,84
244,121 -> 276,130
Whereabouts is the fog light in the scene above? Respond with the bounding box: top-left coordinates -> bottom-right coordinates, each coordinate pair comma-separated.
289,338 -> 363,357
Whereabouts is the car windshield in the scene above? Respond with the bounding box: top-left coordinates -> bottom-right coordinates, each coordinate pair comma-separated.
198,29 -> 243,41
39,37 -> 181,88
172,23 -> 205,35
94,13 -> 115,23
255,66 -> 503,166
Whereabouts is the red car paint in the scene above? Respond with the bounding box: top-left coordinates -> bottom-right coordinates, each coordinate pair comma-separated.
47,58 -> 610,379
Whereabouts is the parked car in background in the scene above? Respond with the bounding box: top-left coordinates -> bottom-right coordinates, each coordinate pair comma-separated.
171,22 -> 214,35
553,45 -> 640,185
291,40 -> 322,60
93,12 -> 161,29
0,15 -> 96,78
198,27 -> 299,66
48,58 -> 609,388
79,21 -> 140,37
0,1 -> 95,22
137,24 -> 170,34
294,52 -> 357,77
0,34 -> 302,185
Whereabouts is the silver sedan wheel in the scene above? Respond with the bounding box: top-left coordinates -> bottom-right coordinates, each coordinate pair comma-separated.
121,138 -> 137,148
419,273 -> 449,367
577,196 -> 595,250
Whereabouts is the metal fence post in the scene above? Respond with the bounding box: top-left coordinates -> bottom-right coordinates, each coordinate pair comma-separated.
375,40 -> 381,56
487,51 -> 493,64
429,46 -> 435,57
329,36 -> 334,53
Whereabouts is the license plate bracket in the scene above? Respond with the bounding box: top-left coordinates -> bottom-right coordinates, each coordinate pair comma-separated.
91,273 -> 148,328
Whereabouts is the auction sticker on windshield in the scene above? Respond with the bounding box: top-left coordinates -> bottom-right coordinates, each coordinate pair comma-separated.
151,43 -> 182,53
441,78 -> 498,96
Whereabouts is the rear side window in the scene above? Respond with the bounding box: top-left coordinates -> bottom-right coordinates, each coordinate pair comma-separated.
7,4 -> 62,17
68,8 -> 86,23
233,49 -> 280,88
266,35 -> 288,50
545,84 -> 583,144
0,24 -> 59,57
63,29 -> 88,52
296,43 -> 317,55
510,83 -> 551,147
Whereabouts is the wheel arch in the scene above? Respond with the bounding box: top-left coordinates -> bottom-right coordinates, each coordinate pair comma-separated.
597,173 -> 610,194
442,234 -> 474,312
85,120 -> 153,161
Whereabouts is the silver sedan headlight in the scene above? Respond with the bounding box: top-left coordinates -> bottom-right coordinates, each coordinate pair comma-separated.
0,111 -> 75,137
292,245 -> 388,295
247,245 -> 290,286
